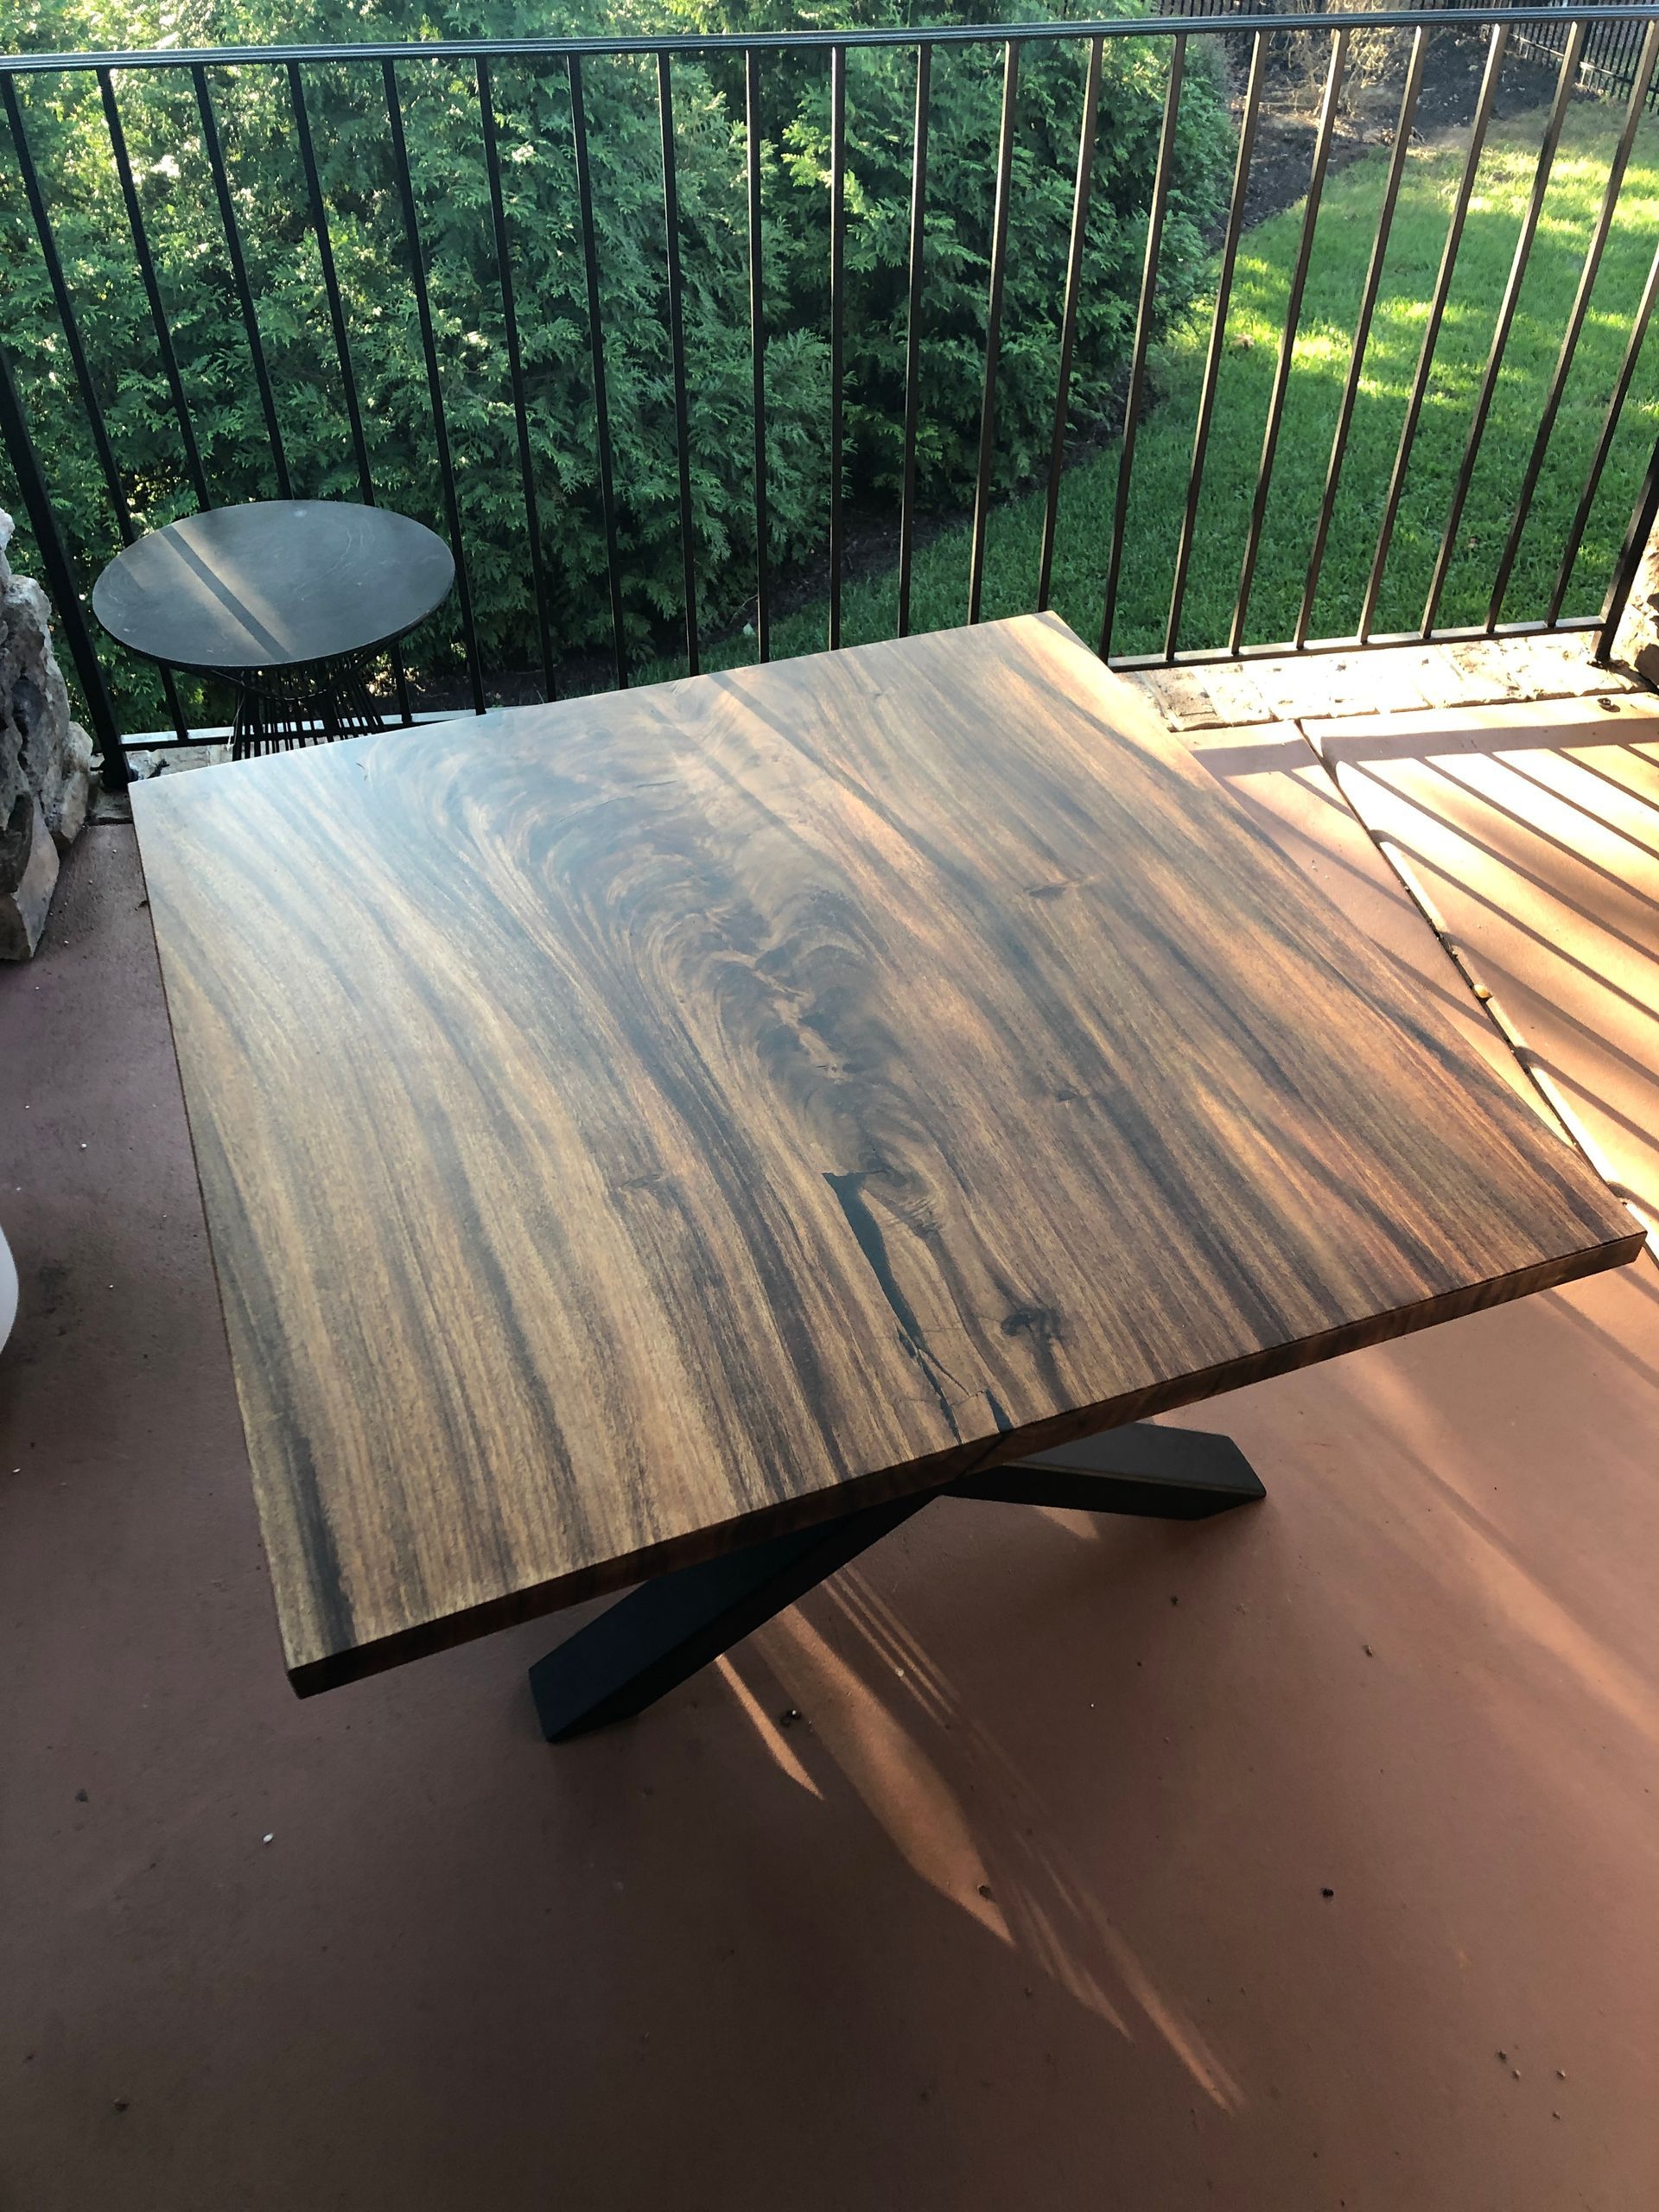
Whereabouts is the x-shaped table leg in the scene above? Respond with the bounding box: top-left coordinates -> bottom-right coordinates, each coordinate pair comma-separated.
530,1424 -> 1264,1743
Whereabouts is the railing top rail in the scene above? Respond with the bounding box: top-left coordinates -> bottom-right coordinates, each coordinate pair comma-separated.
5,4 -> 1659,75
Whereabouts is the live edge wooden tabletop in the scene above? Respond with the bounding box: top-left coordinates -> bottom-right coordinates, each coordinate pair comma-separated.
132,613 -> 1641,1694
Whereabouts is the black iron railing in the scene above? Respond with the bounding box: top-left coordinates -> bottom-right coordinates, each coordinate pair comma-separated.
4,8 -> 1659,786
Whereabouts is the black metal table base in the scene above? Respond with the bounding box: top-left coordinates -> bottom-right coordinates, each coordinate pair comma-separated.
227,656 -> 388,760
529,1423 -> 1264,1744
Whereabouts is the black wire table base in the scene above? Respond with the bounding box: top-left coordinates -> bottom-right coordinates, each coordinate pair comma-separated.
226,657 -> 389,761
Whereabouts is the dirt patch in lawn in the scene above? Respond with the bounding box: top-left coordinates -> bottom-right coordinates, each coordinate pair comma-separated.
1238,25 -> 1565,231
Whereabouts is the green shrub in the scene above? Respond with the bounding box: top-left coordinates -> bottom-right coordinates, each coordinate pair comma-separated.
775,28 -> 1230,506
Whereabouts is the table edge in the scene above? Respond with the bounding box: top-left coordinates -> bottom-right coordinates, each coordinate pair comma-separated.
284,1217 -> 1643,1698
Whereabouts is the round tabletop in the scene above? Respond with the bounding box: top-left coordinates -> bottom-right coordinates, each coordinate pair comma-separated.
92,500 -> 455,675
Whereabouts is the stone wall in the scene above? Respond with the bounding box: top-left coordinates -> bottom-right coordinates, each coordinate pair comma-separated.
1608,512 -> 1659,688
1,509 -> 94,958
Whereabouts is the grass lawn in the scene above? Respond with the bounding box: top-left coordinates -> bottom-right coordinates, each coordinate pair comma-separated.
652,98 -> 1659,678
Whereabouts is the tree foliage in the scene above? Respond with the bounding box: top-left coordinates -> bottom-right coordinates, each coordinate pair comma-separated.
3,0 -> 1232,721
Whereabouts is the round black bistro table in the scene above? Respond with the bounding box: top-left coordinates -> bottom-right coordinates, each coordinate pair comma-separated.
92,500 -> 455,760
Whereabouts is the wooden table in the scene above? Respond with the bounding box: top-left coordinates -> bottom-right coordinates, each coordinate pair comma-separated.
130,615 -> 1642,1740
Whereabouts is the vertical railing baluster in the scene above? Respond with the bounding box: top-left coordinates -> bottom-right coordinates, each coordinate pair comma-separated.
99,67 -> 211,512
1421,21 -> 1585,638
658,53 -> 698,677
1620,19 -> 1641,102
896,43 -> 930,640
1037,35 -> 1103,616
828,45 -> 847,651
569,54 -> 627,690
1548,226 -> 1659,625
1230,28 -> 1347,656
3,72 -> 189,743
1099,33 -> 1185,662
477,56 -> 556,702
385,57 -> 485,715
0,343 -> 127,788
1598,422 -> 1659,659
1487,16 -> 1659,629
1296,26 -> 1425,649
1166,28 -> 1265,662
193,63 -> 289,499
4,74 -> 133,542
1360,22 -> 1509,643
968,39 -> 1020,626
747,48 -> 770,662
289,61 -> 409,724
289,65 -> 372,505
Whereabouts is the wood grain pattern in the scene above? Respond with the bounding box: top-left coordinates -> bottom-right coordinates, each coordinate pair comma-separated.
130,613 -> 1642,1694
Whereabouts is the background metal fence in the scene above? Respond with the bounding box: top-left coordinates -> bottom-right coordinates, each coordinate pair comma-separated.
1508,5 -> 1659,102
3,6 -> 1659,783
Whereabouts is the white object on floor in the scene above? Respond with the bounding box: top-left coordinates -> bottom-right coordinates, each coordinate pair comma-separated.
0,1223 -> 16,1352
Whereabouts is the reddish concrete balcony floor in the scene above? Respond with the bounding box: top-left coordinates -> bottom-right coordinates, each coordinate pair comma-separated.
3,639 -> 1658,2210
